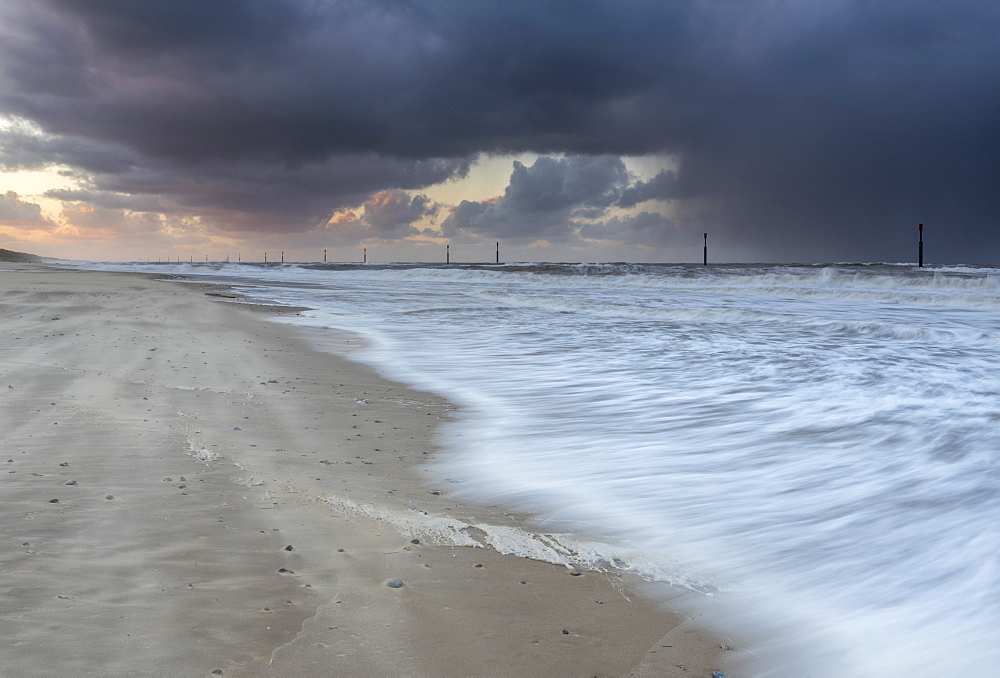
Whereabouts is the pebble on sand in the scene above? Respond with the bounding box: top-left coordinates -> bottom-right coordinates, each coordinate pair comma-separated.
284,545 -> 293,551
386,579 -> 404,588
278,568 -> 294,574
64,479 -> 76,485
48,499 -> 59,503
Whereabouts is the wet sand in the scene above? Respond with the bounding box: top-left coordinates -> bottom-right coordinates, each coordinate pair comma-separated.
0,264 -> 733,676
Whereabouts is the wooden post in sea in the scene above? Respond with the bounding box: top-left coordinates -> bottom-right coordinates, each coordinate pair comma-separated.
323,249 -> 327,263
363,248 -> 367,263
281,251 -> 284,263
703,233 -> 708,266
264,252 -> 267,263
446,244 -> 450,264
496,241 -> 500,264
918,224 -> 924,267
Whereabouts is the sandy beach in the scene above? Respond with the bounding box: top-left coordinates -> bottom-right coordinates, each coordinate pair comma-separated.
0,265 -> 730,677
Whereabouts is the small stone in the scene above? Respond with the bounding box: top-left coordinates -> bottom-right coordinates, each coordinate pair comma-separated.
278,568 -> 294,574
211,671 -> 223,676
179,476 -> 186,481
48,499 -> 59,503
520,581 -> 527,585
386,579 -> 404,588
64,480 -> 77,485
105,495 -> 114,500
596,600 -> 605,605
409,539 -> 420,545
233,426 -> 242,431
474,564 -> 484,568
430,490 -> 441,495
569,568 -> 583,576
712,672 -> 727,678
284,545 -> 293,551
58,462 -> 68,466
561,629 -> 570,635
337,548 -> 345,552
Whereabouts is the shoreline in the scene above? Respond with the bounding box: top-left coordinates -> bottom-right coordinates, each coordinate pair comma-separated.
0,265 -> 733,676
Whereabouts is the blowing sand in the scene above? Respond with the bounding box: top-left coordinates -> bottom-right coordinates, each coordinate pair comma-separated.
0,264 -> 732,677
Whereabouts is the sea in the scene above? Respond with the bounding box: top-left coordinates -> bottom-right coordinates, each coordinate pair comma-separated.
76,260 -> 1000,676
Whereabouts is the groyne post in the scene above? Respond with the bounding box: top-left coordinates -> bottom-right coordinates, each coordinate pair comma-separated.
281,251 -> 284,263
363,247 -> 367,263
323,249 -> 327,263
496,241 -> 500,264
703,233 -> 708,266
918,224 -> 924,267
264,252 -> 267,263
446,244 -> 450,264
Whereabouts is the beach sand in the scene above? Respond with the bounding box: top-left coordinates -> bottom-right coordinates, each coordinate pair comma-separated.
0,265 -> 733,677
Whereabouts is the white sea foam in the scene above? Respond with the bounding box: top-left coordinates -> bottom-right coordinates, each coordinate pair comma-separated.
82,260 -> 1000,676
186,437 -> 220,462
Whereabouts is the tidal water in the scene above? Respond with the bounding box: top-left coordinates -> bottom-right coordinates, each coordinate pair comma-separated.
80,260 -> 1000,676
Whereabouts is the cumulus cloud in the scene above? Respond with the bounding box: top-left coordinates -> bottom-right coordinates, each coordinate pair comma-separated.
442,156 -> 637,241
617,170 -> 680,208
361,191 -> 438,235
326,190 -> 438,242
0,191 -> 57,230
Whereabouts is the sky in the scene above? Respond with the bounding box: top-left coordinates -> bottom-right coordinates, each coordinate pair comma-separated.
0,0 -> 998,264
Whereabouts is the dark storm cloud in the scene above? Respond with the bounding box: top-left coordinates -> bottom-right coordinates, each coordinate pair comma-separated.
579,212 -> 680,248
0,0 -> 998,260
1,125 -> 468,231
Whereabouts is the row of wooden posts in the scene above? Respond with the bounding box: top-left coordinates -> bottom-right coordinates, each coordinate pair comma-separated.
149,226 -> 929,267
